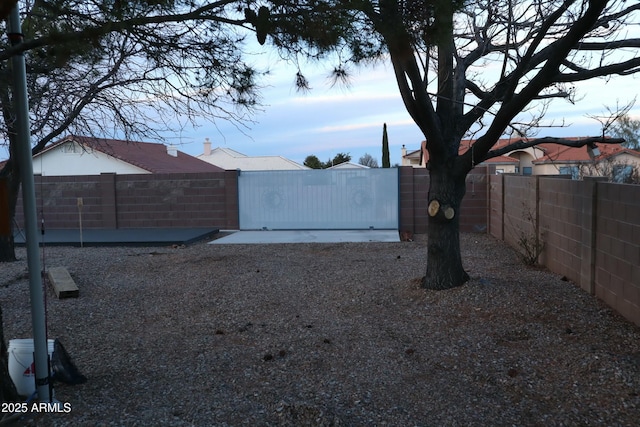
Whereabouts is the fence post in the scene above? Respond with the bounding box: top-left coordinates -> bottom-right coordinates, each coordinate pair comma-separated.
500,174 -> 505,241
398,166 -> 415,234
535,175 -> 540,244
581,177 -> 607,295
100,173 -> 117,229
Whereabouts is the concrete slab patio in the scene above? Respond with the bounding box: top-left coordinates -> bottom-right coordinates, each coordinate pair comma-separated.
13,228 -> 219,246
209,230 -> 400,244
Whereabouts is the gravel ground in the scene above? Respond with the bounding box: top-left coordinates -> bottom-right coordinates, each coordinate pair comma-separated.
1,232 -> 639,426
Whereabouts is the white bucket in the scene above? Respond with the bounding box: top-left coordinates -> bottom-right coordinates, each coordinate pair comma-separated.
8,338 -> 55,397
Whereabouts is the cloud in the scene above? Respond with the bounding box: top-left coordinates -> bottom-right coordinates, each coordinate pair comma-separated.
314,118 -> 416,134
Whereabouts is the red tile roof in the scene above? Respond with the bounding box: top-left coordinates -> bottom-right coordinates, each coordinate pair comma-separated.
531,143 -> 640,163
415,137 -> 640,165
40,135 -> 224,173
483,155 -> 519,164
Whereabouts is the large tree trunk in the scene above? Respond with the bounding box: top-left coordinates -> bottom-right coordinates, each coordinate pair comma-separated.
422,165 -> 470,290
0,234 -> 16,263
0,172 -> 19,262
1,305 -> 20,403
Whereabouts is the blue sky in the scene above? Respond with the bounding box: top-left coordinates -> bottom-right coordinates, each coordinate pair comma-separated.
2,45 -> 639,166
164,60 -> 426,167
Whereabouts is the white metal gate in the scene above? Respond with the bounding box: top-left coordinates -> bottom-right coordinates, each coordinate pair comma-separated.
238,169 -> 399,230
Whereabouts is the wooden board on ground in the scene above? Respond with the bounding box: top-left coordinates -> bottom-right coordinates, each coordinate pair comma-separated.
47,267 -> 79,299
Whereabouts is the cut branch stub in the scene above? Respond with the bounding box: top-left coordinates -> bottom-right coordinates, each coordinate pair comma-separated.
428,199 -> 455,220
428,199 -> 440,217
443,205 -> 455,219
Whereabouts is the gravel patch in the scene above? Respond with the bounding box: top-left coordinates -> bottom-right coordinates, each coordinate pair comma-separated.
1,232 -> 639,426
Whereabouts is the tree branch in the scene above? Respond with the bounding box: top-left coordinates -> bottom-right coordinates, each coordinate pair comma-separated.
0,1 -> 247,61
482,136 -> 625,161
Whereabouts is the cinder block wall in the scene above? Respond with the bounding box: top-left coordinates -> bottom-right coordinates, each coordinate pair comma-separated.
502,175 -> 539,255
490,175 -> 640,327
489,175 -> 504,240
594,183 -> 640,325
113,172 -> 238,229
15,171 -> 240,231
398,166 -> 489,234
18,167 -> 489,234
32,175 -> 104,229
538,178 -> 593,288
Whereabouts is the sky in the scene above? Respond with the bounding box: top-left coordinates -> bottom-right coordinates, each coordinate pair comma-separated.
162,56 -> 640,168
2,32 -> 639,167
163,59 -> 427,167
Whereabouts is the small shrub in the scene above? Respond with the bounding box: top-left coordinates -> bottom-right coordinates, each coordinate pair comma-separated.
516,206 -> 544,265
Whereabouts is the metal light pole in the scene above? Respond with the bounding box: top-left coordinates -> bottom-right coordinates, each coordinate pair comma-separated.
7,5 -> 51,402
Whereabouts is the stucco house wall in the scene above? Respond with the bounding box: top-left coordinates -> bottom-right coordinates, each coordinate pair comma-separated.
34,141 -> 149,176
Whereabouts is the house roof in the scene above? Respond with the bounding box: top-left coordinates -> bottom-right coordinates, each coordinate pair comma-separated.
409,137 -> 639,165
530,143 -> 640,164
198,146 -> 309,171
483,155 -> 520,164
39,135 -> 223,173
328,162 -> 370,169
403,149 -> 422,159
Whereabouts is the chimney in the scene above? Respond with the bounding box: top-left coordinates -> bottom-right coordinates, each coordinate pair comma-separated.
203,138 -> 211,156
401,144 -> 407,158
167,144 -> 178,157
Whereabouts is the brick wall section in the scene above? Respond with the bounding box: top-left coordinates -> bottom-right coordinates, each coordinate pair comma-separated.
595,183 -> 640,326
223,170 -> 240,230
398,167 -> 430,233
398,166 -> 488,234
29,175 -> 104,229
538,177 -> 589,287
502,175 -> 539,254
489,174 -> 504,240
490,175 -> 640,327
100,173 -> 117,228
114,172 -> 239,229
462,168 -> 489,233
16,172 -> 239,231
398,167 -> 416,233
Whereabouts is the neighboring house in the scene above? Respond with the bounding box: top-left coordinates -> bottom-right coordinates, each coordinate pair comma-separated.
531,143 -> 640,182
328,162 -> 370,170
402,138 -> 640,182
401,140 -> 521,172
27,135 -> 223,176
400,145 -> 422,168
198,138 -> 309,171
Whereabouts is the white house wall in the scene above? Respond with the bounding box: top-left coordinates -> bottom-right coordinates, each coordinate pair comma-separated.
34,146 -> 149,176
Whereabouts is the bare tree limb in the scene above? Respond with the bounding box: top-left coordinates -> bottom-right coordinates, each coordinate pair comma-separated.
482,136 -> 625,161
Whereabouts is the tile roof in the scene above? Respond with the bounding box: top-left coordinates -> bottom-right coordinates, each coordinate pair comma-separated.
40,135 -> 223,173
531,143 -> 640,163
412,137 -> 639,164
483,155 -> 519,164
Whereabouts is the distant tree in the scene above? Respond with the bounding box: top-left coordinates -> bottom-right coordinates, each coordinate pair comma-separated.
324,152 -> 351,168
304,155 -> 323,169
579,158 -> 640,184
610,114 -> 640,150
381,123 -> 390,168
358,153 -> 378,168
